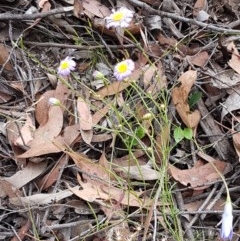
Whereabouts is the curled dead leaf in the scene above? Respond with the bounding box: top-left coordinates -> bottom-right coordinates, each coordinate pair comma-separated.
0,44 -> 13,71
17,107 -> 64,158
172,70 -> 200,128
10,186 -> 79,206
169,159 -> 232,190
77,97 -> 92,131
232,132 -> 240,162
227,41 -> 240,75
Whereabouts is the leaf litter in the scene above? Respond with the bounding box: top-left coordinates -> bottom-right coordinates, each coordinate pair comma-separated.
0,0 -> 240,240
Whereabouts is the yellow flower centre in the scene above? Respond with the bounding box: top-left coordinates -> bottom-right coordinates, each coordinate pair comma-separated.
117,62 -> 128,73
60,61 -> 69,70
112,12 -> 124,21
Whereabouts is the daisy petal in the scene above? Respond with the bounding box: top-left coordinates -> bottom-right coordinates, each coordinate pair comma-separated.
58,56 -> 76,76
114,59 -> 135,81
105,7 -> 134,29
221,201 -> 233,241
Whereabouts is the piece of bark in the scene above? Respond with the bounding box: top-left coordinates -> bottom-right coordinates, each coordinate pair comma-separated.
197,98 -> 235,161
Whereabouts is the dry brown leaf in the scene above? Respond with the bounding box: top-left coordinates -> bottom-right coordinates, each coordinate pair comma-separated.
113,150 -> 147,166
18,83 -> 71,157
93,69 -> 142,99
232,132 -> 240,162
67,151 -> 112,181
221,91 -> 240,120
209,68 -> 240,89
186,51 -> 209,67
172,70 -> 201,128
18,137 -> 65,158
6,121 -> 26,165
114,164 -> 159,181
143,65 -> 156,89
28,0 -> 51,29
36,82 -> 70,125
77,97 -> 92,131
227,41 -> 240,75
169,159 -> 232,190
67,199 -> 100,214
92,105 -> 110,125
38,0 -> 49,8
62,124 -> 80,146
35,90 -> 55,126
158,34 -> 192,55
82,0 -> 111,18
197,151 -> 218,163
91,133 -> 112,142
19,125 -> 80,159
154,124 -> 170,164
36,125 -> 80,190
93,17 -> 141,39
0,178 -> 22,198
0,43 -> 13,71
4,161 -> 47,189
17,106 -> 64,158
94,81 -> 132,99
37,154 -> 69,190
193,0 -> 208,16
14,114 -> 35,148
48,16 -> 76,35
80,129 -> 93,144
73,0 -> 83,18
10,186 -> 80,206
185,198 -> 225,212
46,73 -> 58,87
67,151 -> 151,207
69,174 -> 150,208
145,43 -> 163,58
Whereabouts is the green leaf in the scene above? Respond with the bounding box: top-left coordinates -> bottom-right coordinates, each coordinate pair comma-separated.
135,126 -> 146,139
174,127 -> 184,143
125,127 -> 146,148
183,127 -> 193,140
189,91 -> 202,108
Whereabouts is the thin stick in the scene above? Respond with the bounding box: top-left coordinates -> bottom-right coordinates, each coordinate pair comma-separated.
127,0 -> 240,34
23,41 -> 135,49
0,7 -> 73,20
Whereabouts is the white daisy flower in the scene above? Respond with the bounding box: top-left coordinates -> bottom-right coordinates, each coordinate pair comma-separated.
221,201 -> 233,240
48,97 -> 60,106
105,7 -> 134,29
114,59 -> 135,81
57,56 -> 76,76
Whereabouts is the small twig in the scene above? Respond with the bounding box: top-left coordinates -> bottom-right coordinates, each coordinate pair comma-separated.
174,187 -> 193,240
180,210 -> 231,215
44,219 -> 95,230
0,7 -> 73,21
227,19 -> 240,29
190,140 -> 197,164
200,183 -> 225,221
95,31 -> 115,59
187,183 -> 219,229
0,21 -> 17,76
19,48 -> 34,100
127,0 -> 240,34
23,41 -> 135,49
41,154 -> 69,234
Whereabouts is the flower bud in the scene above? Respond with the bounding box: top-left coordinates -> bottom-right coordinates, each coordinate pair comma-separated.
221,201 -> 233,240
48,97 -> 60,106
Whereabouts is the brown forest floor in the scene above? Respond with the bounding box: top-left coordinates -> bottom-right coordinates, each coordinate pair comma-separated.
1,0 -> 240,240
